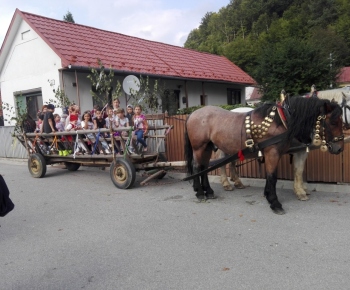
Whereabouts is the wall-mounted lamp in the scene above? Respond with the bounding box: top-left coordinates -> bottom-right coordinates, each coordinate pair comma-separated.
68,64 -> 72,69
72,82 -> 77,87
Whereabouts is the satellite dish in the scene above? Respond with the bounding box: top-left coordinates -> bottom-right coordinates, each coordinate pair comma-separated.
123,75 -> 140,95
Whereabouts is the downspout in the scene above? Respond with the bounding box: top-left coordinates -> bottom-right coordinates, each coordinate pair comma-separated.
185,80 -> 188,108
201,81 -> 205,105
75,70 -> 80,108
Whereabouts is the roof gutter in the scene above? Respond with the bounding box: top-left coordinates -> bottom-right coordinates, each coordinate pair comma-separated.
59,66 -> 255,86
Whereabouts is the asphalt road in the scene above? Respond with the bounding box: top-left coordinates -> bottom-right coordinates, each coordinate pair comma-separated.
1,158 -> 350,290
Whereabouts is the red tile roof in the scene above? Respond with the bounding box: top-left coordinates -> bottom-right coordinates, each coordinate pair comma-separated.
338,67 -> 350,83
16,9 -> 254,85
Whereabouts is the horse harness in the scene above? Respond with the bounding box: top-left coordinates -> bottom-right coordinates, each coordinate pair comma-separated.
341,95 -> 350,130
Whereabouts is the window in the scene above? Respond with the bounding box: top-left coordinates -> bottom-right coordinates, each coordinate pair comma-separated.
15,91 -> 42,120
21,30 -> 30,40
161,89 -> 180,115
227,89 -> 241,105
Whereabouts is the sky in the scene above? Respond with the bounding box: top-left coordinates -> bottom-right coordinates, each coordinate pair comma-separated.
0,0 -> 229,47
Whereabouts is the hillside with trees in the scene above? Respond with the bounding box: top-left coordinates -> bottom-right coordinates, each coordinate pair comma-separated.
184,0 -> 350,100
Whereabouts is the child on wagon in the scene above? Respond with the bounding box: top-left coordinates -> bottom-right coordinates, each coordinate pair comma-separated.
105,106 -> 118,134
54,114 -> 65,132
116,108 -> 129,137
126,104 -> 134,126
133,105 -> 148,152
93,108 -> 110,153
81,111 -> 96,152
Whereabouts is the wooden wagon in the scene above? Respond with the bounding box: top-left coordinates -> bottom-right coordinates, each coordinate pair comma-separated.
16,114 -> 186,189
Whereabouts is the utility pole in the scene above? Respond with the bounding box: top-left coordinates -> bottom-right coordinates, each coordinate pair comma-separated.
329,52 -> 334,89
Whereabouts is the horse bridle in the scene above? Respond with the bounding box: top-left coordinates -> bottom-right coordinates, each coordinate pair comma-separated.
314,114 -> 344,152
341,97 -> 350,130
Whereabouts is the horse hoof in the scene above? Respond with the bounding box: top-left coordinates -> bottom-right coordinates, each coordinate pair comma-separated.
223,185 -> 233,191
272,208 -> 285,215
206,194 -> 217,199
234,183 -> 245,189
297,195 -> 309,201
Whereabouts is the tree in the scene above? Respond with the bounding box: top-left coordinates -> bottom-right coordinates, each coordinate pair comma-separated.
87,59 -> 121,108
252,37 -> 342,101
63,11 -> 75,23
183,0 -> 350,101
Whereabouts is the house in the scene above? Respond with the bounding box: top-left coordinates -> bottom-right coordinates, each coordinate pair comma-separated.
245,87 -> 262,106
337,67 -> 350,88
0,9 -> 255,124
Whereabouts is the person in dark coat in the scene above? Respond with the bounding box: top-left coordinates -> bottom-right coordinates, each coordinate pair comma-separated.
0,174 -> 15,217
43,104 -> 57,133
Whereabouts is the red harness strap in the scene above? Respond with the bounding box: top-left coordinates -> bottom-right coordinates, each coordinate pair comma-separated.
276,103 -> 288,129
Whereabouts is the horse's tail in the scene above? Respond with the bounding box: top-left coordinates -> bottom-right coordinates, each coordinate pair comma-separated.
184,115 -> 193,175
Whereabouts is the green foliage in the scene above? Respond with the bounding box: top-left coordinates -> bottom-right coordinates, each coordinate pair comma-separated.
87,59 -> 122,106
48,81 -> 72,108
63,11 -> 75,23
87,60 -> 166,114
1,96 -> 31,135
184,0 -> 350,100
127,76 -> 163,114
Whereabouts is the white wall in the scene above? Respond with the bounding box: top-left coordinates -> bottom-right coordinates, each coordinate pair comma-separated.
0,20 -> 62,124
60,72 -> 247,115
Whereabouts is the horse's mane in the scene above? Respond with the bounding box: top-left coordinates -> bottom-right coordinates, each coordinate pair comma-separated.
285,96 -> 342,143
253,102 -> 284,128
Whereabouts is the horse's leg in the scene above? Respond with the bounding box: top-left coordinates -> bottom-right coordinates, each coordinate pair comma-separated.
293,151 -> 309,201
192,148 -> 212,200
191,164 -> 206,200
220,164 -> 233,191
200,148 -> 216,199
230,161 -> 245,189
264,148 -> 285,215
216,149 -> 233,191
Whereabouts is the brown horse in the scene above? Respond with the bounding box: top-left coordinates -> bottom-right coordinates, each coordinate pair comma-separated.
184,96 -> 344,214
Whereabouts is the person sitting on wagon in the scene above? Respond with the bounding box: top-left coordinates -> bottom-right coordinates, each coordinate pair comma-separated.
112,98 -> 121,110
66,119 -> 88,155
93,108 -> 110,153
38,104 -> 48,133
105,106 -> 118,135
116,108 -> 129,137
43,104 -> 57,133
54,114 -> 65,132
81,111 -> 96,152
133,105 -> 148,152
126,104 -> 134,126
65,105 -> 81,130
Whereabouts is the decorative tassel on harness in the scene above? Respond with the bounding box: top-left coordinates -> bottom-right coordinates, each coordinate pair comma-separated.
238,150 -> 245,161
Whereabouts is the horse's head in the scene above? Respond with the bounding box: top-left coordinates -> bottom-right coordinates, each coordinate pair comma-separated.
321,100 -> 344,154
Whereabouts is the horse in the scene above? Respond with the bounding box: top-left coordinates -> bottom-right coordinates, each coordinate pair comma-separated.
219,89 -> 350,199
184,96 -> 344,214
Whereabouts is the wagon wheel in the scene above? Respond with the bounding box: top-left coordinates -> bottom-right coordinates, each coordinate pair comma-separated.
28,153 -> 47,178
110,158 -> 136,189
64,162 -> 81,171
